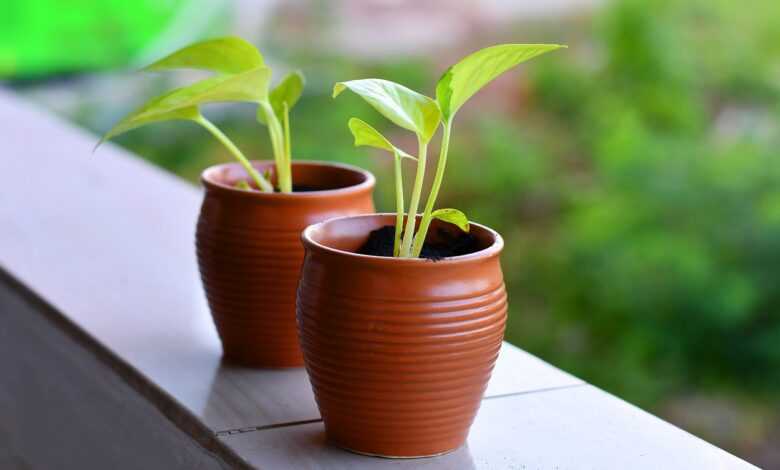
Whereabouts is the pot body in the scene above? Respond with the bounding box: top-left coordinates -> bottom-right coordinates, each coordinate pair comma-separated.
196,161 -> 375,367
297,214 -> 507,457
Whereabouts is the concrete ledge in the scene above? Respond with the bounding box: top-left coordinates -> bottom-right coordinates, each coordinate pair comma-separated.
0,89 -> 756,469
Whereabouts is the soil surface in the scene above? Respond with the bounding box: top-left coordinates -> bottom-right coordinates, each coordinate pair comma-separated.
359,225 -> 479,260
288,185 -> 321,192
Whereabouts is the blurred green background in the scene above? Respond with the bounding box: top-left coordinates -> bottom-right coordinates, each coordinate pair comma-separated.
4,0 -> 779,466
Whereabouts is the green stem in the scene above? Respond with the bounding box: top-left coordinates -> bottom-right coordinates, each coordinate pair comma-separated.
283,102 -> 292,174
393,154 -> 405,257
399,138 -> 428,258
260,101 -> 292,193
195,115 -> 273,192
412,120 -> 452,257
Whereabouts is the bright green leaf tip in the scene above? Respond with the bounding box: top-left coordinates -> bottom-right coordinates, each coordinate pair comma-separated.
436,43 -> 568,121
258,70 -> 306,125
98,65 -> 269,144
332,83 -> 346,98
432,208 -> 470,233
333,79 -> 441,142
141,36 -> 264,74
347,117 -> 416,160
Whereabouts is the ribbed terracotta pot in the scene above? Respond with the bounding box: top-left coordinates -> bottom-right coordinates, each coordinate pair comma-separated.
196,161 -> 375,367
297,214 -> 507,458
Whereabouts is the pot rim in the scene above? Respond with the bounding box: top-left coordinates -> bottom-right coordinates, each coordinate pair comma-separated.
301,213 -> 504,266
201,160 -> 375,200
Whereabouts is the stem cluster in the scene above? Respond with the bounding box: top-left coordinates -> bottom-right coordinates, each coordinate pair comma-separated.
393,122 -> 453,258
407,121 -> 452,258
195,115 -> 274,192
194,103 -> 292,193
258,101 -> 293,192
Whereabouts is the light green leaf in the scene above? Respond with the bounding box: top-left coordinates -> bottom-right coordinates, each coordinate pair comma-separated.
143,36 -> 264,74
257,70 -> 305,125
234,180 -> 252,191
432,208 -> 470,232
101,67 -> 271,142
99,104 -> 200,145
436,43 -> 565,121
347,118 -> 416,160
333,79 -> 441,142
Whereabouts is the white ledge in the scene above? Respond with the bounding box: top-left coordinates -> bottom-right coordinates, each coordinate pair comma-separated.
0,89 -> 757,469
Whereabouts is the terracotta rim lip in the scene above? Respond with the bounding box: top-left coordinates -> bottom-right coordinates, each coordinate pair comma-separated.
200,160 -> 376,199
301,213 -> 504,265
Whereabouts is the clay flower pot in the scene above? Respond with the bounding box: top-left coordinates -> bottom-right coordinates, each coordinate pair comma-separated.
196,161 -> 375,367
297,214 -> 507,457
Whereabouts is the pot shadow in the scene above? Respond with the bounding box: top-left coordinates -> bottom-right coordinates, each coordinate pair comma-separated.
302,428 -> 478,469
200,359 -> 476,469
200,358 -> 320,432
428,445 -> 477,470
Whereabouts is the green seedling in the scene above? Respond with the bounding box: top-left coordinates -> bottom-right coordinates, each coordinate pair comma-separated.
98,36 -> 305,193
347,117 -> 416,256
335,43 -> 565,257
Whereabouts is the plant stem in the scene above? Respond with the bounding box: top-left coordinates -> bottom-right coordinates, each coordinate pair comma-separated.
260,101 -> 292,193
393,154 -> 405,257
412,120 -> 452,257
399,138 -> 428,258
195,115 -> 274,192
283,102 -> 291,175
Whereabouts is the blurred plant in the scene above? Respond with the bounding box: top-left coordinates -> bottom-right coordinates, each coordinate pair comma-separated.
517,0 -> 780,405
99,37 -> 304,193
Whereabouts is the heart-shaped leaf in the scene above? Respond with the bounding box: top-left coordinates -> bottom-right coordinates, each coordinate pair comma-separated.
101,67 -> 270,142
347,118 -> 416,160
143,36 -> 264,74
257,70 -> 305,125
436,43 -> 565,121
432,208 -> 470,232
334,79 -> 441,142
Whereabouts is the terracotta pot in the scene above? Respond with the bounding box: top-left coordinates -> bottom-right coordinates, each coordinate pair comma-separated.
196,161 -> 375,367
297,214 -> 507,457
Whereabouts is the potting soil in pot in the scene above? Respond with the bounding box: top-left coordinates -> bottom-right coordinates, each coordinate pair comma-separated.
359,225 -> 479,260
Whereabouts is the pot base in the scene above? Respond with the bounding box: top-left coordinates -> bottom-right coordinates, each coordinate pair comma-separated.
336,443 -> 461,460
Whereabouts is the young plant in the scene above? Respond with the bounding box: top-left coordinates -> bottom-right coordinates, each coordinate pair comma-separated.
335,43 -> 565,257
98,36 -> 304,193
347,118 -> 416,256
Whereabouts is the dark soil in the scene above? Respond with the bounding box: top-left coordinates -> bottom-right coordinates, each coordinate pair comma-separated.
286,185 -> 321,192
236,181 -> 322,192
358,225 -> 480,260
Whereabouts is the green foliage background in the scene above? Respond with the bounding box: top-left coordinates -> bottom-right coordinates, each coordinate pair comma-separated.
524,0 -> 780,405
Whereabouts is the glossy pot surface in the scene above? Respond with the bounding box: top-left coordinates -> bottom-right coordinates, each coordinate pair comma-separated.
197,161 -> 375,367
298,214 -> 507,457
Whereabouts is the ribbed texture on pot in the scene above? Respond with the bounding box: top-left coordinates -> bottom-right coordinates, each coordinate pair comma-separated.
196,161 -> 374,367
197,224 -> 308,366
297,214 -> 507,457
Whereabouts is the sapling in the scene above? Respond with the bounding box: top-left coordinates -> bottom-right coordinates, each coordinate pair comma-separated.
335,43 -> 565,258
98,36 -> 305,193
347,118 -> 416,256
